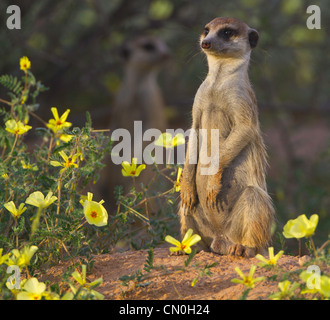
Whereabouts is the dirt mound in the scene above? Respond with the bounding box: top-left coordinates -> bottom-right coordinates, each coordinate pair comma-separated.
43,248 -> 322,300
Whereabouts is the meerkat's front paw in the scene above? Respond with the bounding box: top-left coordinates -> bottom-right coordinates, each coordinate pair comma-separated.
180,180 -> 197,215
206,182 -> 221,210
206,168 -> 223,209
180,190 -> 197,215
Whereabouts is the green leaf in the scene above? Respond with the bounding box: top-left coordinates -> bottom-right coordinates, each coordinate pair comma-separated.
184,248 -> 197,267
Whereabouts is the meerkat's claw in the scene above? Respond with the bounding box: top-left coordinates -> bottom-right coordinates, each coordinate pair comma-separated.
206,183 -> 221,210
180,186 -> 197,214
229,244 -> 256,258
181,198 -> 195,215
169,250 -> 184,256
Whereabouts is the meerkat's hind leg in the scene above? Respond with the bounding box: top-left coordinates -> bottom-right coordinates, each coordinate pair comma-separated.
226,185 -> 275,257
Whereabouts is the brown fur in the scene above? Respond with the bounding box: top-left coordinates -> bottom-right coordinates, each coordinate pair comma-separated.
179,18 -> 274,257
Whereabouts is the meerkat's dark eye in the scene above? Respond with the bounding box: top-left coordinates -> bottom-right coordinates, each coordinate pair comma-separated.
203,28 -> 209,36
219,28 -> 236,40
142,42 -> 156,52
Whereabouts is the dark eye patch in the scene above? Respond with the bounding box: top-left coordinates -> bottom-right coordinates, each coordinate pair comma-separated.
142,42 -> 156,51
218,28 -> 237,40
203,28 -> 209,36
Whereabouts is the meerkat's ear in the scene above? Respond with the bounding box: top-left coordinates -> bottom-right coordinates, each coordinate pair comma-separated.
248,29 -> 259,49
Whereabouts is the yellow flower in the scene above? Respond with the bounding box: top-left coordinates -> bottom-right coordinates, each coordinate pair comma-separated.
21,160 -> 38,171
20,56 -> 31,71
319,275 -> 330,298
2,173 -> 9,180
5,119 -> 32,135
255,247 -> 284,267
121,157 -> 146,177
17,278 -> 46,300
7,245 -> 38,269
283,214 -> 319,239
50,151 -> 80,174
231,265 -> 265,288
300,271 -> 330,298
174,167 -> 183,192
165,228 -> 201,254
269,280 -> 300,300
42,291 -> 61,300
81,192 -> 108,227
154,132 -> 185,149
57,133 -> 73,144
79,192 -> 93,207
25,191 -> 57,209
70,264 -> 104,300
71,264 -> 103,288
0,248 -> 11,265
4,201 -> 27,218
47,107 -> 72,134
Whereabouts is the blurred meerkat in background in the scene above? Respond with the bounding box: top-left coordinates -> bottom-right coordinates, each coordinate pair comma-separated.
113,35 -> 170,133
101,35 -> 170,209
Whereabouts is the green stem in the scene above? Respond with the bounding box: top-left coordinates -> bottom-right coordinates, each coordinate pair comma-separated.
15,218 -> 18,248
30,207 -> 43,239
167,148 -> 172,168
4,134 -> 19,163
309,237 -> 318,258
47,136 -> 54,162
55,171 -> 65,226
0,98 -> 12,106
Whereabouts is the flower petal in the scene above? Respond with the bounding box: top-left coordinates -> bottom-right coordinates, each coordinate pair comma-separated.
184,247 -> 192,254
25,191 -> 45,208
173,133 -> 185,147
59,151 -> 68,162
182,229 -> 193,243
4,201 -> 16,215
51,107 -> 60,121
185,234 -> 201,247
248,265 -> 257,279
60,109 -> 71,122
234,267 -> 245,279
121,161 -> 131,174
135,164 -> 146,177
255,254 -> 269,264
274,250 -> 284,262
165,235 -> 181,247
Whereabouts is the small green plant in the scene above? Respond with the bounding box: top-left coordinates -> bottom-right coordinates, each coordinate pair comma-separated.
0,56 -> 180,300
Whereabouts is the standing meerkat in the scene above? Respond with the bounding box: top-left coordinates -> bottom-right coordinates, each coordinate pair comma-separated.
179,17 -> 275,257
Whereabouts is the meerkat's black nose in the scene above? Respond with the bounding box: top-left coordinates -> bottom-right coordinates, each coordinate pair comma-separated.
201,40 -> 211,49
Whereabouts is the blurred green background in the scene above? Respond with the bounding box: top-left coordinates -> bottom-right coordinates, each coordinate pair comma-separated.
0,0 -> 329,253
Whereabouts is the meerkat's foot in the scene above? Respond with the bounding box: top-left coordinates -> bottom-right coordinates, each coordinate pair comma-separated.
228,244 -> 256,258
169,251 -> 184,256
210,237 -> 256,258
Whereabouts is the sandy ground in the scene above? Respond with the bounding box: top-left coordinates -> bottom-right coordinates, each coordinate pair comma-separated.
42,248 -> 328,300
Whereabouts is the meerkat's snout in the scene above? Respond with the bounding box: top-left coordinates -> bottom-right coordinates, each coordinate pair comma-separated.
201,40 -> 211,49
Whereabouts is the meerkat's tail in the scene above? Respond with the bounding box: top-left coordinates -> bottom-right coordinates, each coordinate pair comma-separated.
227,185 -> 275,251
